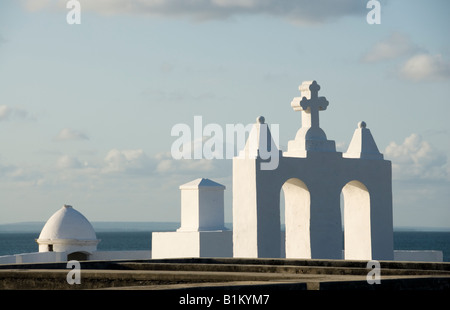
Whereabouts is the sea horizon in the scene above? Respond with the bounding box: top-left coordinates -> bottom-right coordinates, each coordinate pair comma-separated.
1,221 -> 449,233
0,222 -> 449,262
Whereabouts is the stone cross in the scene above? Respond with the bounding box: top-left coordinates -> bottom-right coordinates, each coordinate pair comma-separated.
291,80 -> 329,129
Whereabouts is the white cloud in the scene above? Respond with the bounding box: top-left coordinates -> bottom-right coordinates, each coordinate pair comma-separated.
56,155 -> 84,169
362,33 -> 450,82
155,151 -> 216,174
21,0 -> 364,24
102,149 -> 154,175
361,32 -> 419,63
21,0 -> 54,11
399,53 -> 450,82
52,147 -> 226,178
99,146 -> 230,179
0,105 -> 11,120
54,128 -> 89,141
0,162 -> 43,185
0,105 -> 32,121
384,134 -> 448,180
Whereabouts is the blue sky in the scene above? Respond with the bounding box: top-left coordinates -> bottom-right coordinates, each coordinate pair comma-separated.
0,0 -> 449,229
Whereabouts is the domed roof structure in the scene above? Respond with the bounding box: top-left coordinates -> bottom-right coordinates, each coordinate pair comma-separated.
36,205 -> 100,254
38,205 -> 97,240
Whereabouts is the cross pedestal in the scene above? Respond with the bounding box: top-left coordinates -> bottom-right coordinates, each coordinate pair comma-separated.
284,80 -> 336,157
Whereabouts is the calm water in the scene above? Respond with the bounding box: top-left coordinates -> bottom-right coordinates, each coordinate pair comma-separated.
393,231 -> 450,262
0,231 -> 153,256
0,231 -> 449,262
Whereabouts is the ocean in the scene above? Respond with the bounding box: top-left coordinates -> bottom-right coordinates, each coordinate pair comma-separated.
0,230 -> 449,262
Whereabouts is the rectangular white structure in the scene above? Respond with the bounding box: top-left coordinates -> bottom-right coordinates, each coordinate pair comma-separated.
152,178 -> 232,259
152,231 -> 232,259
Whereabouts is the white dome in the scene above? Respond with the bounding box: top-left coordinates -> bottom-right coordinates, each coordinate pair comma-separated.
38,205 -> 98,241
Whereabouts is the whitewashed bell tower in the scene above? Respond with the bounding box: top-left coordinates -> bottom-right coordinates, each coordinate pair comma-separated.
232,80 -> 394,260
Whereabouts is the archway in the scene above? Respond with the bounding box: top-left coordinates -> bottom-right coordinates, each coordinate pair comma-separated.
282,178 -> 311,259
341,180 -> 371,260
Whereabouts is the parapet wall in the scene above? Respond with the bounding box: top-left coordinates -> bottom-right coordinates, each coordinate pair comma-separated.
394,250 -> 443,262
0,249 -> 443,265
0,257 -> 449,290
0,251 -> 67,264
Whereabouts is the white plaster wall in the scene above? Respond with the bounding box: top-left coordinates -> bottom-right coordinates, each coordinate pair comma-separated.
342,180 -> 371,260
152,231 -> 232,259
359,161 -> 394,261
153,178 -> 229,259
232,157 -> 259,258
255,169 -> 282,258
37,238 -> 99,254
0,251 -> 67,264
38,244 -> 48,252
283,178 -> 310,259
0,255 -> 16,264
178,179 -> 225,232
394,250 -> 443,262
0,249 -> 443,264
37,241 -> 97,255
199,231 -> 232,257
178,190 -> 200,231
233,153 -> 345,259
0,251 -> 152,264
18,251 -> 66,263
198,189 -> 225,231
232,152 -> 394,260
90,251 -> 151,260
152,231 -> 200,259
344,125 -> 383,160
55,243 -> 97,254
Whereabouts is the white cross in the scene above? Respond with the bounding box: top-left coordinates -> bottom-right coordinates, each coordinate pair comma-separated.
291,80 -> 329,129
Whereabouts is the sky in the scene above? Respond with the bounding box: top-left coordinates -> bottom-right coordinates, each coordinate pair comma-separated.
0,0 -> 449,230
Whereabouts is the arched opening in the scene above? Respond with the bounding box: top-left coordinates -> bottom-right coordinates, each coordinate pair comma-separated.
341,180 -> 371,260
67,251 -> 89,261
282,178 -> 311,259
